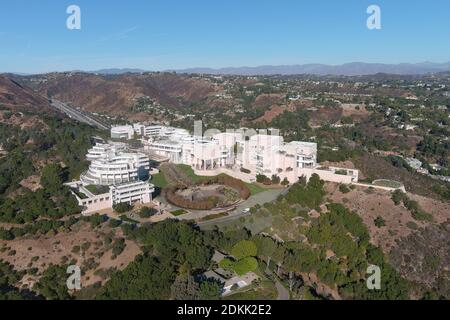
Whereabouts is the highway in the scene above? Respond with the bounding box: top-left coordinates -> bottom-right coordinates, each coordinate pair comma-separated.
50,99 -> 110,130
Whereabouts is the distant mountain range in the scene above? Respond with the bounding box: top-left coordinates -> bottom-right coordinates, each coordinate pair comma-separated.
90,68 -> 147,75
87,62 -> 450,76
7,62 -> 450,77
174,62 -> 450,76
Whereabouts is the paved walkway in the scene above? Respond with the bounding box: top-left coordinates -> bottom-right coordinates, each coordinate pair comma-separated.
152,185 -> 286,227
195,188 -> 284,227
352,182 -> 406,192
275,280 -> 290,300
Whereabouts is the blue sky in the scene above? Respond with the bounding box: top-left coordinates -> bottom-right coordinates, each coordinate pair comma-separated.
0,0 -> 449,73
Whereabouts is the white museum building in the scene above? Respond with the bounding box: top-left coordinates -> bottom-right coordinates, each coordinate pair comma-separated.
67,141 -> 155,214
111,123 -> 359,185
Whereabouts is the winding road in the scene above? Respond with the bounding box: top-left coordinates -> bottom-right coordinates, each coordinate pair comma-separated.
275,280 -> 290,300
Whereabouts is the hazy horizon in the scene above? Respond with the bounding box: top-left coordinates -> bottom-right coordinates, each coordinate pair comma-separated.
1,0 -> 450,74
2,60 -> 449,77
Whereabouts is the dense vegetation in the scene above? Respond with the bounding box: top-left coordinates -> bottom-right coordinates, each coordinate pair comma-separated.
220,240 -> 259,276
208,174 -> 428,299
268,178 -> 413,299
0,115 -> 102,233
34,265 -> 71,300
391,190 -> 433,222
0,260 -> 31,300
96,220 -> 222,300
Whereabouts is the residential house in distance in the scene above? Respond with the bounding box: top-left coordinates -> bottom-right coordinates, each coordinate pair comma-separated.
203,251 -> 260,297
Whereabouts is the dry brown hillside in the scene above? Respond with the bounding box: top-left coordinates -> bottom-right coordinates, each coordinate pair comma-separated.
0,75 -> 50,111
18,72 -> 219,115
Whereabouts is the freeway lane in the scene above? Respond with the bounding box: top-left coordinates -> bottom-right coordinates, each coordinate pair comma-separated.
50,99 -> 110,130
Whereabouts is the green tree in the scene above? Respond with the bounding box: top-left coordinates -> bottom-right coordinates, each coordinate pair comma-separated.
170,275 -> 202,300
253,235 -> 277,259
40,164 -> 65,192
271,175 -> 281,185
339,184 -> 350,194
35,265 -> 71,300
169,275 -> 222,300
99,255 -> 174,300
233,257 -> 258,276
231,240 -> 257,260
256,174 -> 271,185
391,190 -> 406,205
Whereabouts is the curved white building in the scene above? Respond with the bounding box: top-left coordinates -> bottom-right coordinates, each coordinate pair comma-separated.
81,152 -> 150,186
86,142 -> 127,161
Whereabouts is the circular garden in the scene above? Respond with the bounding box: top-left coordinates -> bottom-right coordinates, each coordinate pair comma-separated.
166,175 -> 251,210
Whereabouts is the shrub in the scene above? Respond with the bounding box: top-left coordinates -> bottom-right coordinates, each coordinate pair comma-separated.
171,209 -> 188,216
112,238 -> 126,257
411,209 -> 433,222
113,203 -> 133,213
392,190 -> 406,205
84,214 -> 107,228
256,174 -> 272,185
364,187 -> 375,194
406,221 -> 418,230
240,167 -> 251,174
109,219 -> 122,228
391,190 -> 431,221
339,184 -> 350,194
139,207 -> 158,218
0,228 -> 14,240
374,216 -> 386,228
71,245 -> 81,254
271,175 -> 281,185
81,242 -> 91,252
335,169 -> 348,176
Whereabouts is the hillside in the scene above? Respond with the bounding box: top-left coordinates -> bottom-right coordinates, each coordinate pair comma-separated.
0,75 -> 50,112
15,72 -> 219,115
